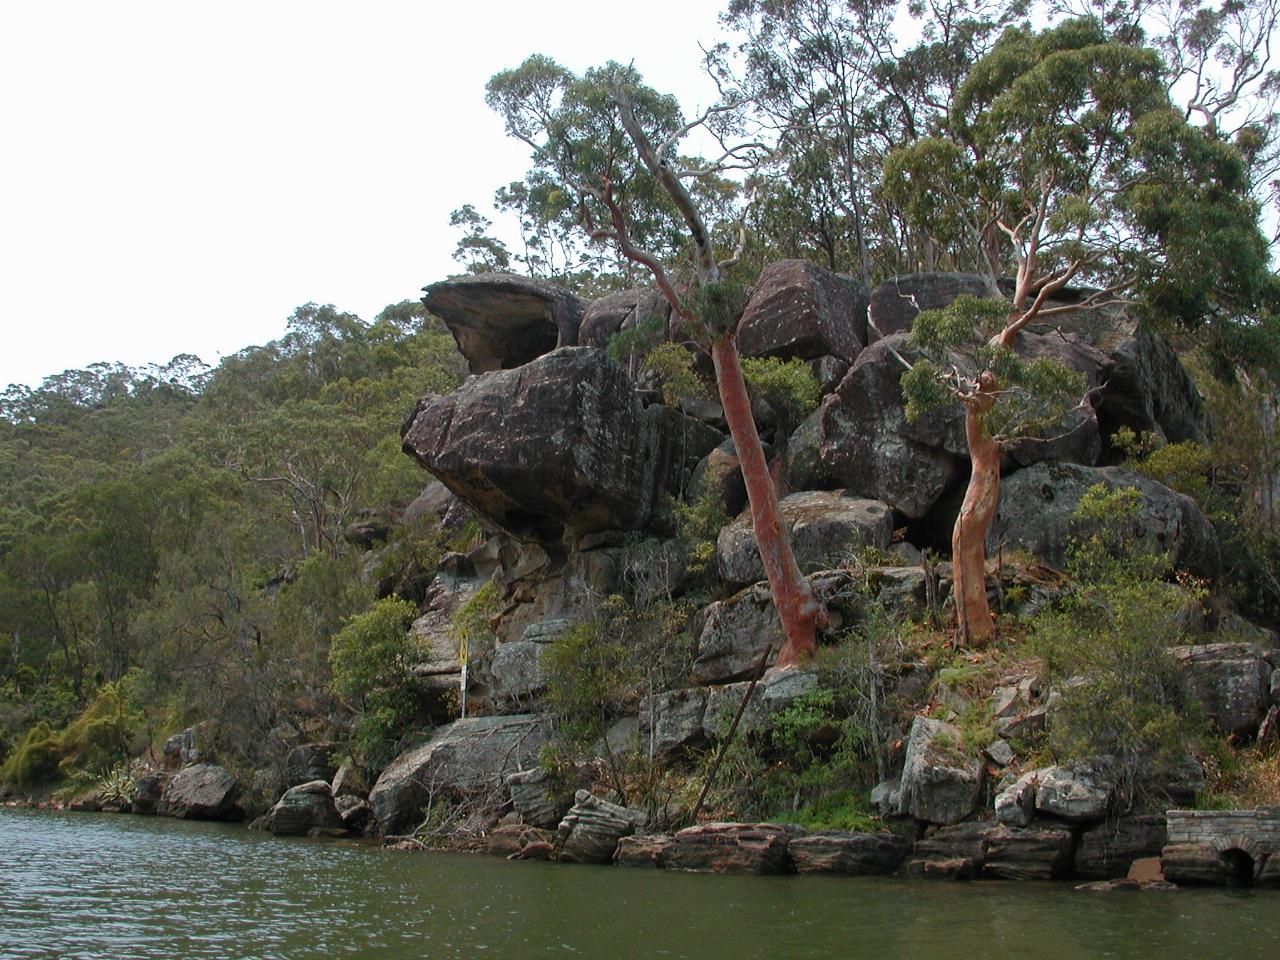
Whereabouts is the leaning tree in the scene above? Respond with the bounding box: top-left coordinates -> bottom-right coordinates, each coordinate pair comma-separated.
882,17 -> 1273,644
486,57 -> 826,668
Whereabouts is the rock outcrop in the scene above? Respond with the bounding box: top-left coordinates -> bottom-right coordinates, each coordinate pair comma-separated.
156,763 -> 242,820
1168,643 -> 1275,737
716,491 -> 893,586
422,273 -> 582,373
788,831 -> 910,875
369,715 -> 552,835
990,463 -> 1221,578
736,259 -> 869,362
664,822 -> 795,874
402,348 -> 721,538
866,273 -> 995,342
896,716 -> 983,826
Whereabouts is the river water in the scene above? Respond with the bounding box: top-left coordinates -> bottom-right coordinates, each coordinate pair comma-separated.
1,807 -> 1276,960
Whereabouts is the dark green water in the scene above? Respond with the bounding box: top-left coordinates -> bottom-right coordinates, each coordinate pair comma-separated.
2,808 -> 1277,960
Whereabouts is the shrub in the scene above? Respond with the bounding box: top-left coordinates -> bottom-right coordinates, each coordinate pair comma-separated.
329,596 -> 421,768
1028,484 -> 1205,806
0,681 -> 138,790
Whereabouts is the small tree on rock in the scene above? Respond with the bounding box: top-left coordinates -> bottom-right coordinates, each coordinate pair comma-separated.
884,17 -> 1273,644
487,58 -> 825,668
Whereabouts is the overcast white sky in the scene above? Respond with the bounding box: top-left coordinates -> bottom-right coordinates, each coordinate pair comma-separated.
0,0 -> 729,388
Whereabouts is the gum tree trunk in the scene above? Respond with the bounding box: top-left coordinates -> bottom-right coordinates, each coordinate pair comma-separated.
952,381 -> 1000,645
711,333 -> 823,668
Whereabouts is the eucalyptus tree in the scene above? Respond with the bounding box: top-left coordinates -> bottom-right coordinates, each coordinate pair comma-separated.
486,57 -> 825,668
885,17 -> 1273,643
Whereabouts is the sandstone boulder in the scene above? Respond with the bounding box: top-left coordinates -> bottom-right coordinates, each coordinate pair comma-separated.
788,831 -> 910,875
284,742 -> 338,789
421,272 -> 582,373
263,780 -> 344,837
866,273 -> 995,342
639,687 -> 710,757
369,715 -> 552,835
736,259 -> 869,362
1169,642 -> 1273,737
1034,765 -> 1112,822
819,334 -> 967,518
982,824 -> 1075,880
402,348 -> 721,538
990,463 -> 1220,579
555,791 -> 647,864
665,822 -> 794,874
487,823 -> 556,859
579,287 -> 672,350
157,763 -> 242,820
716,491 -> 893,586
896,716 -> 983,826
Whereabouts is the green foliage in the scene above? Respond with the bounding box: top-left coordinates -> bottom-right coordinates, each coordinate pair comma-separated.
1115,429 -> 1212,503
541,613 -> 632,746
643,342 -> 707,406
1,680 -> 140,789
449,579 -> 503,663
668,488 -> 729,580
685,278 -> 750,339
1028,484 -> 1205,806
329,597 -> 420,701
704,686 -> 879,825
903,295 -> 1087,442
740,356 -> 820,427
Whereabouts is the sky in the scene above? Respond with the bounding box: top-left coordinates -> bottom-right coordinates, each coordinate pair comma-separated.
0,0 -> 731,389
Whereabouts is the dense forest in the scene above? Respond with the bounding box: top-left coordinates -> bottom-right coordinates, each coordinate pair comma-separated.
3,0 -> 1279,823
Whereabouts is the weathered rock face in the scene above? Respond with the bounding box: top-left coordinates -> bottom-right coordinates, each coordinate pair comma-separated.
983,825 -> 1076,881
900,821 -> 989,878
716,491 -> 893,586
490,640 -> 549,705
691,583 -> 782,685
505,767 -> 571,830
736,259 -> 869,363
896,716 -> 983,826
692,567 -> 934,685
819,334 -> 968,518
1169,643 -> 1274,737
421,273 -> 583,373
157,763 -> 242,820
579,287 -> 672,350
639,687 -> 710,757
131,772 -> 169,815
701,671 -> 818,742
1034,765 -> 1113,822
162,727 -> 200,769
369,715 -> 552,835
866,273 -> 995,342
1076,815 -> 1168,880
555,791 -> 647,864
788,831 -> 910,875
284,743 -> 338,789
263,780 -> 344,837
402,348 -> 721,538
615,834 -> 675,868
665,822 -> 795,874
487,823 -> 556,860
990,463 -> 1221,579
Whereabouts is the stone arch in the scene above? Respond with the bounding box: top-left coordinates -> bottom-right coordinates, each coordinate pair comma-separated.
1211,835 -> 1260,886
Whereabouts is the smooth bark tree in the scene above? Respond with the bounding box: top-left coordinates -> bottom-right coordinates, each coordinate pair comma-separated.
887,17 -> 1273,643
486,59 -> 825,667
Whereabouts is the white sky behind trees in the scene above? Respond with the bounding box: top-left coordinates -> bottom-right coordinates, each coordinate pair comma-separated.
0,0 -> 729,388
